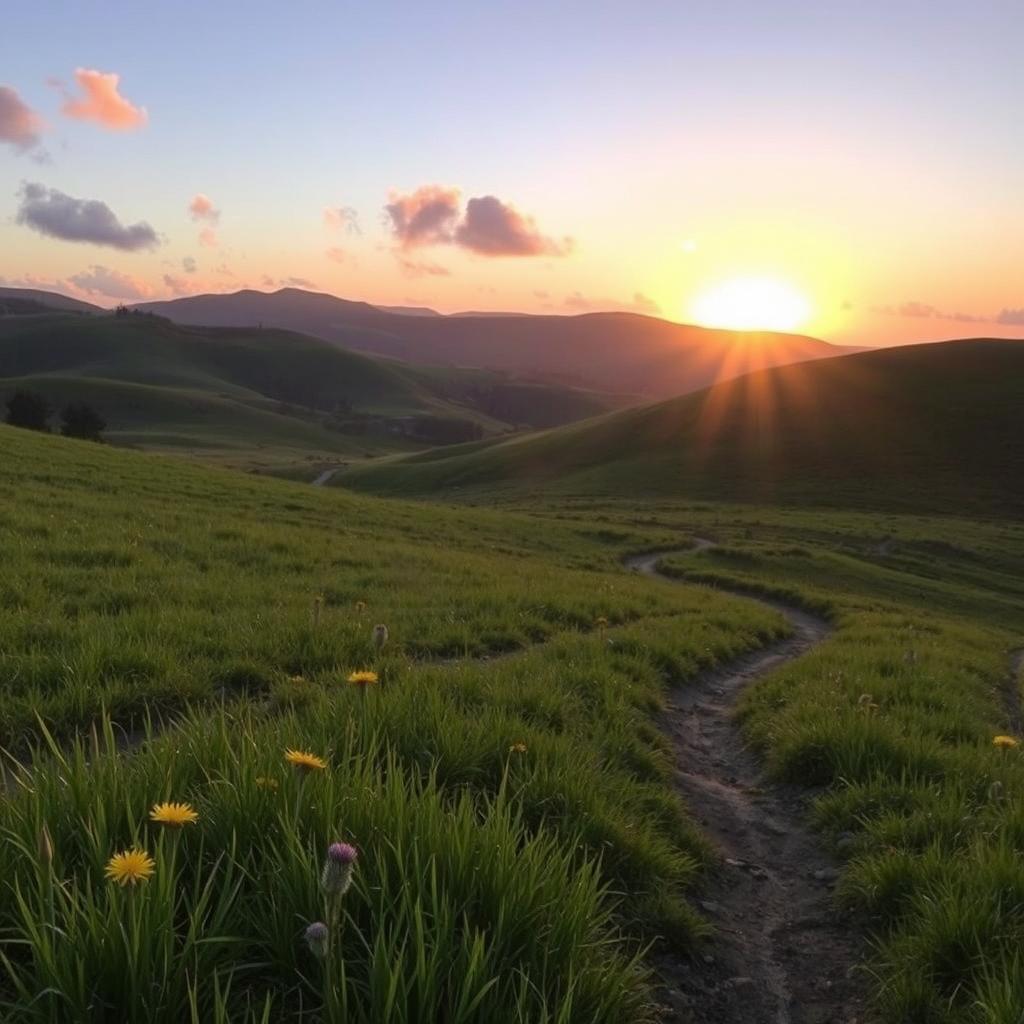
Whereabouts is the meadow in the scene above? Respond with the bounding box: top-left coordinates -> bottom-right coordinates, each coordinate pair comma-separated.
0,425 -> 786,1021
3,424 -> 1024,1021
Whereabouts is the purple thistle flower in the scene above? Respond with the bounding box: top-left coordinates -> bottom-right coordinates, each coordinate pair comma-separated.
304,920 -> 329,958
321,842 -> 358,896
328,842 -> 358,865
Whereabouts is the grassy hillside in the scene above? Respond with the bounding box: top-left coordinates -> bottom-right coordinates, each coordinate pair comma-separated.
337,339 -> 1024,516
2,427 -> 1024,1020
0,424 -> 786,1021
0,312 -> 623,471
133,287 -> 857,399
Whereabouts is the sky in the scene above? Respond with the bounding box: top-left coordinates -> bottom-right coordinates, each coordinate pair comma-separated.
1,0 -> 1022,347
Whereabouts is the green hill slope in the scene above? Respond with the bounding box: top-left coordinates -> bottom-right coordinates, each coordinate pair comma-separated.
337,339 -> 1024,515
0,312 -> 625,470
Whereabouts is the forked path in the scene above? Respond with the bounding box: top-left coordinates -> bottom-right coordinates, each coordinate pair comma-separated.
625,546 -> 868,1024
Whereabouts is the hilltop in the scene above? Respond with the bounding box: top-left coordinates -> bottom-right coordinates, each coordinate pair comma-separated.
131,287 -> 857,398
336,338 -> 1024,516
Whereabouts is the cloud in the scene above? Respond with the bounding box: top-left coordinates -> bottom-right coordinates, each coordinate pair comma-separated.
897,301 -> 938,318
281,276 -> 316,288
162,273 -> 191,296
455,195 -> 570,256
67,264 -> 153,300
16,182 -> 159,251
182,256 -> 197,274
188,193 -> 220,223
384,185 -> 570,259
397,256 -> 451,278
563,291 -> 661,314
325,246 -> 349,264
996,308 -> 1024,326
385,185 -> 461,248
875,301 -> 991,324
324,206 -> 361,234
214,262 -> 234,277
60,68 -> 147,130
198,226 -> 218,247
631,291 -> 661,315
0,85 -> 43,151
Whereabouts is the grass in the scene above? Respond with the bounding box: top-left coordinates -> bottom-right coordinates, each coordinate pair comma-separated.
0,425 -> 788,1020
643,512 -> 1024,1023
6,414 -> 1024,1020
335,338 -> 1024,516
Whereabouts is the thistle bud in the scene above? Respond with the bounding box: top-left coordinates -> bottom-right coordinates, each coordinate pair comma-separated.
321,842 -> 358,897
38,825 -> 54,868
304,921 -> 329,958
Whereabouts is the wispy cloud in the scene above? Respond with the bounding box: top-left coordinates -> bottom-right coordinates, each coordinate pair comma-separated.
16,182 -> 159,251
323,205 -> 361,234
68,264 -> 153,300
0,85 -> 44,152
59,68 -> 147,130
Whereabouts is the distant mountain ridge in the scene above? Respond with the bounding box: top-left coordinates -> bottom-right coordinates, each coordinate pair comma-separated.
131,287 -> 860,399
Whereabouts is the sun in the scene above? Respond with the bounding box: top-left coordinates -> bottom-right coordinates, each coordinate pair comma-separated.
690,277 -> 812,332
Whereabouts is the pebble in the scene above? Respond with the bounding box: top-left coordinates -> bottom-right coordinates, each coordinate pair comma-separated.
699,900 -> 721,913
813,867 -> 840,882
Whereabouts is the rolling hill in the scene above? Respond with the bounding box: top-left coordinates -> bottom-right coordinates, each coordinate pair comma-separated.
132,287 -> 858,398
0,309 -> 627,470
336,339 -> 1024,515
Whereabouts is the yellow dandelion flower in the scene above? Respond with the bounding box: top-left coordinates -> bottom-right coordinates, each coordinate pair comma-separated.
993,735 -> 1019,749
255,776 -> 280,790
347,670 -> 379,687
285,748 -> 328,772
509,742 -> 527,754
149,801 -> 199,828
288,675 -> 306,684
105,848 -> 156,886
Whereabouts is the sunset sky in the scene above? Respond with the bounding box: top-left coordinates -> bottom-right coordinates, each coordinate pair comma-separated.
2,0 -> 1022,347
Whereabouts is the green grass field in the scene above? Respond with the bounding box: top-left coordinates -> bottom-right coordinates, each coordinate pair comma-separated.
2,418 -> 1024,1021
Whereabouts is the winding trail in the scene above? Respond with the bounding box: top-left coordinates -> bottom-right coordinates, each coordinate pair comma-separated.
625,545 -> 868,1024
311,467 -> 342,487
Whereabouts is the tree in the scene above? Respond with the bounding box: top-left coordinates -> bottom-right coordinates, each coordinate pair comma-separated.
5,390 -> 51,432
60,402 -> 106,442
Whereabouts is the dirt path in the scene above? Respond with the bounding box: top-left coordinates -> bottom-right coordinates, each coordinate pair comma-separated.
311,467 -> 342,487
625,546 -> 869,1024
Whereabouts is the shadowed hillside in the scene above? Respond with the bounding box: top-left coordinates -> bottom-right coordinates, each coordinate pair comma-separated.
0,310 -> 627,467
336,339 -> 1024,515
132,287 -> 858,398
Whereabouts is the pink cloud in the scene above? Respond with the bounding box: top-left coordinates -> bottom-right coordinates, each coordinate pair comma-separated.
326,246 -> 348,264
0,85 -> 44,151
162,273 -> 191,296
67,264 -> 153,300
60,68 -> 147,130
384,185 -> 571,259
397,256 -> 451,278
188,193 -> 220,224
198,226 -> 218,247
455,195 -> 571,257
385,185 -> 461,248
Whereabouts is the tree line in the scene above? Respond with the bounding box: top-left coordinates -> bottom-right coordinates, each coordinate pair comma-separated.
4,390 -> 106,442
